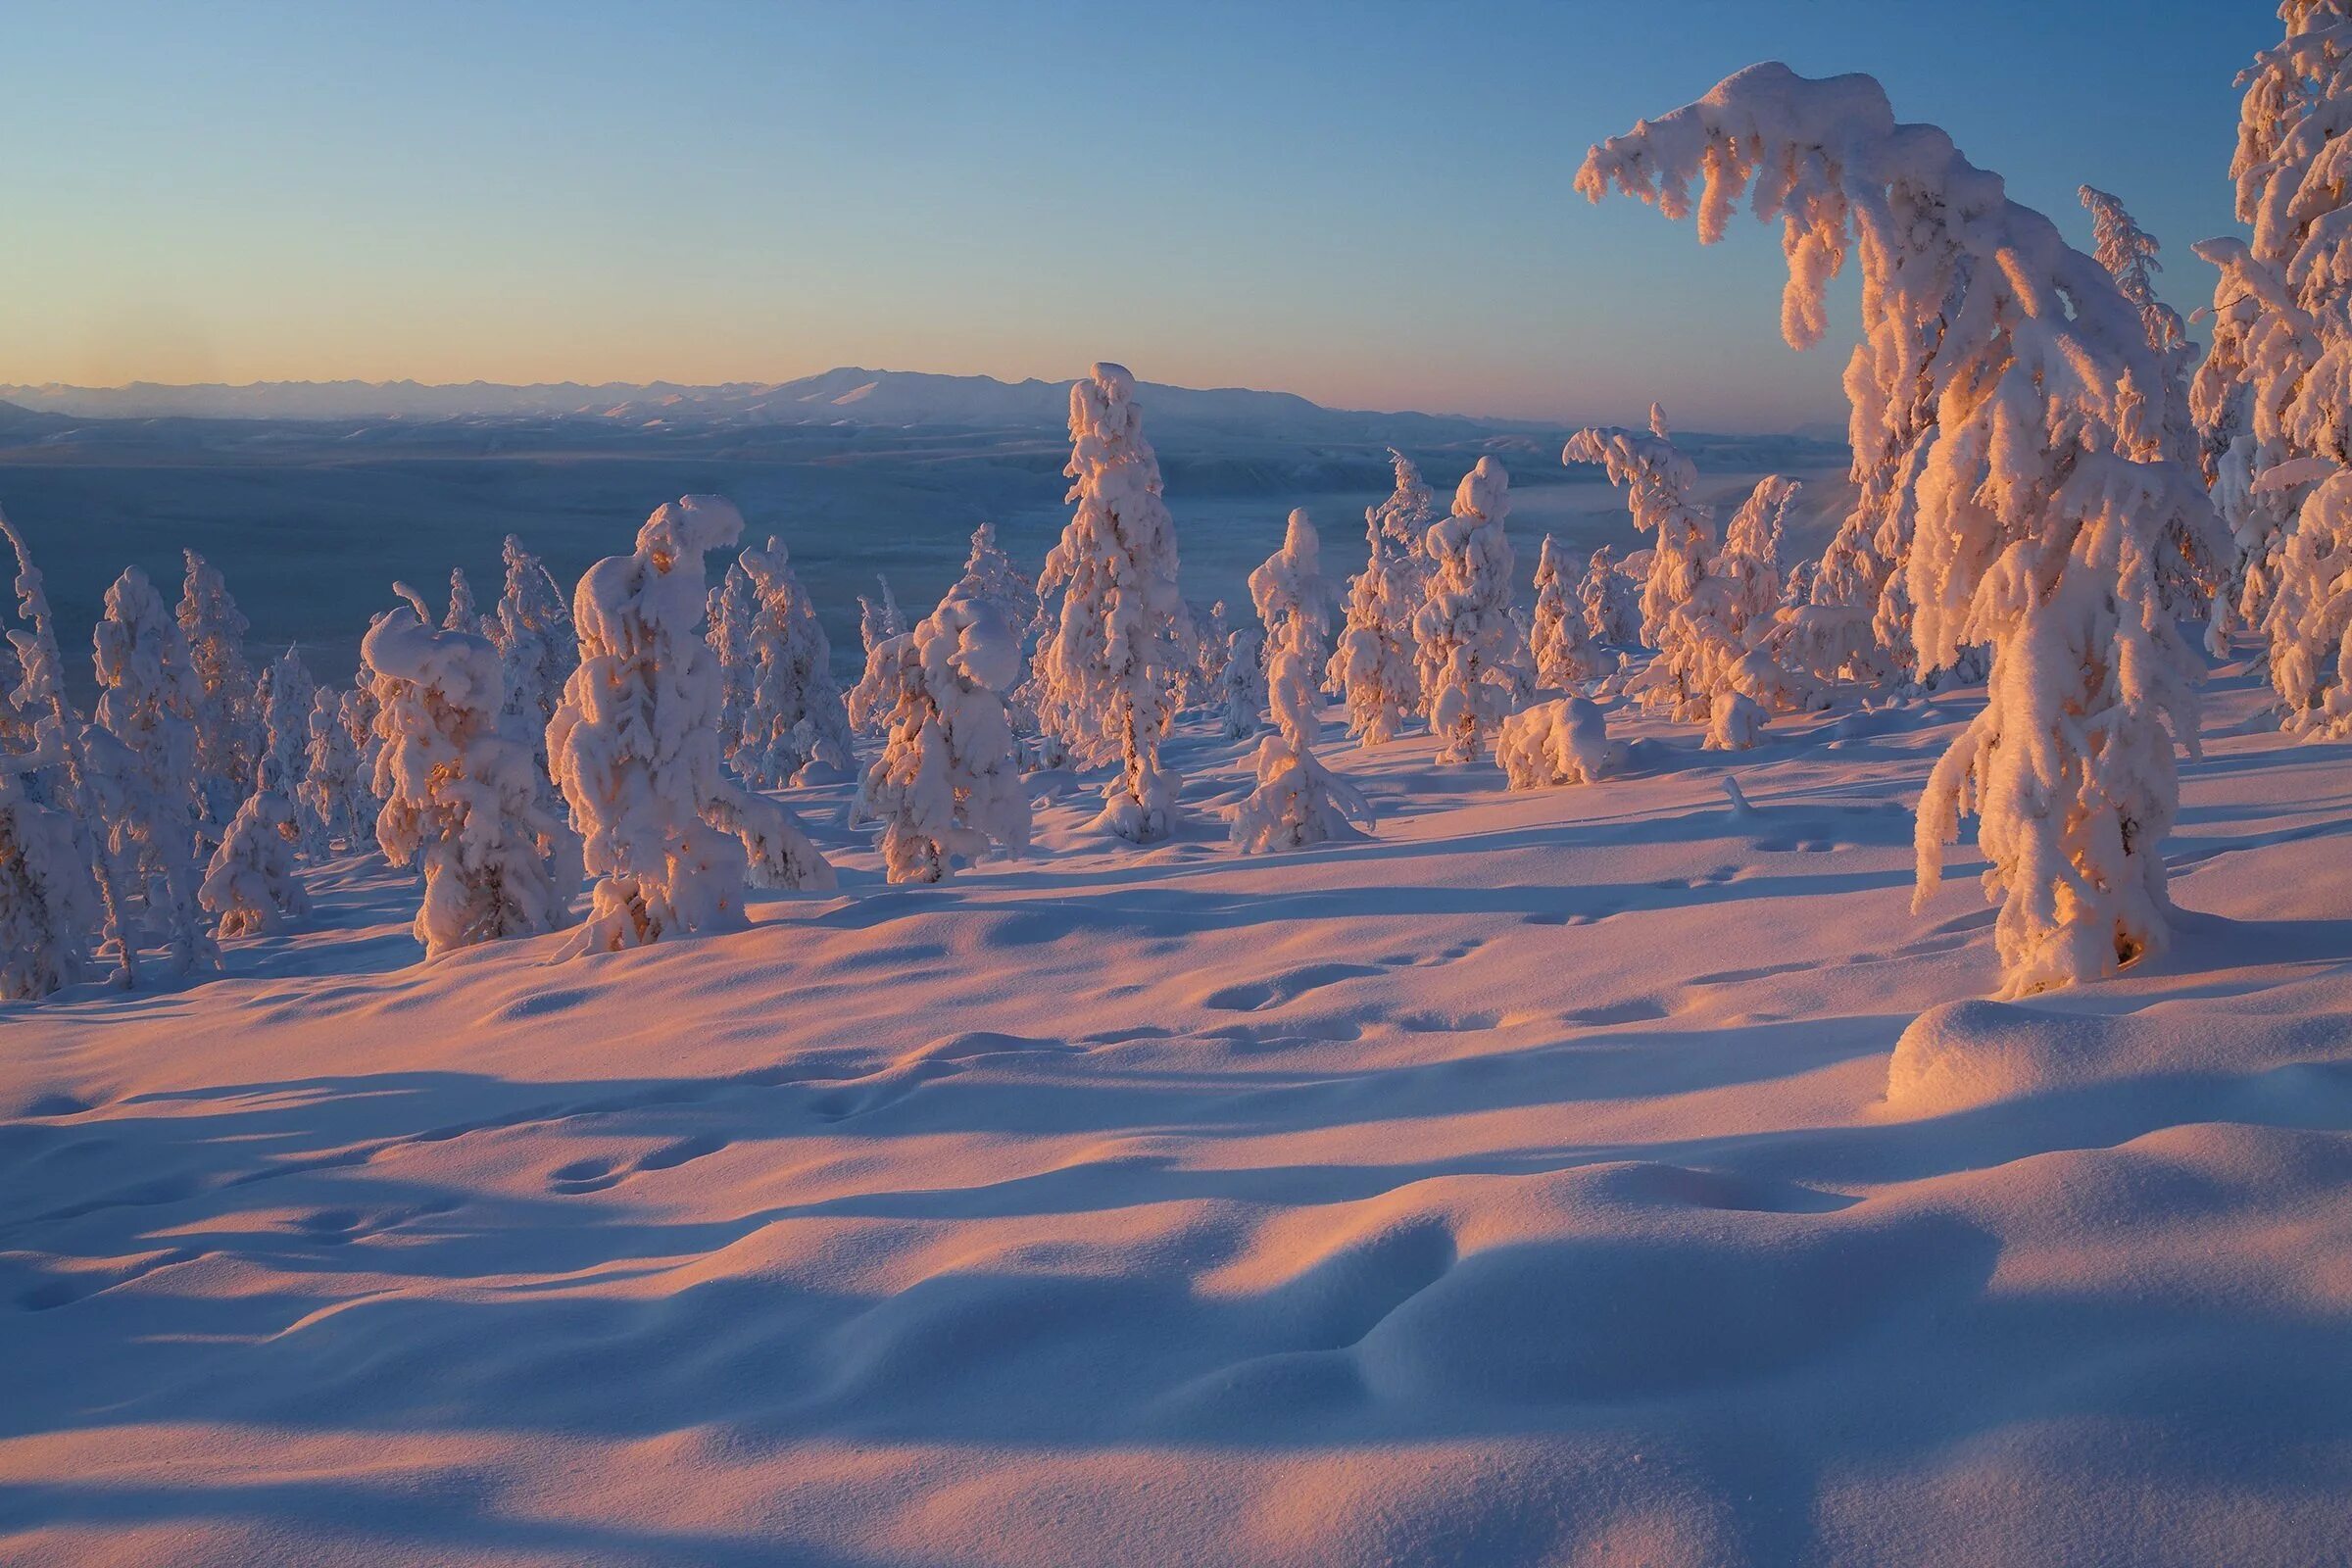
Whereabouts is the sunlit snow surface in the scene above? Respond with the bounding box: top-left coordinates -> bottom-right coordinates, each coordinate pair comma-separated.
4,658 -> 2349,1567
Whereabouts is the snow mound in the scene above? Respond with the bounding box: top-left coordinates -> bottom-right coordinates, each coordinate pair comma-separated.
1886,998 -> 2116,1114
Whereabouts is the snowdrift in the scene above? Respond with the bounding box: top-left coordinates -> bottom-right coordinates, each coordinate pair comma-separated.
3,663 -> 2349,1567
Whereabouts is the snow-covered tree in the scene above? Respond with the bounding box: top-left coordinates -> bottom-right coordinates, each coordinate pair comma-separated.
1579,544 -> 1642,647
1564,409 -> 1715,649
0,510 -> 134,990
300,685 -> 369,852
1530,534 -> 1611,690
1188,600 -> 1232,711
1497,697 -> 1614,789
549,495 -> 833,955
364,606 -> 567,959
1579,62 -> 2221,992
1413,457 -> 1524,763
1720,476 -> 1798,631
850,588 -> 1031,882
2078,185 -> 2211,614
1369,447 -> 1439,564
1219,624 -> 1264,740
954,521 -> 1037,638
253,644 -> 315,808
2188,7 -> 2352,713
442,567 -> 482,635
92,564 -> 217,976
709,556 -> 758,748
1234,509 -> 1370,852
489,535 -> 576,771
858,575 -> 906,658
199,783 -> 309,939
1031,364 -> 1187,841
176,550 -> 259,836
734,535 -> 857,786
1327,496 -> 1425,745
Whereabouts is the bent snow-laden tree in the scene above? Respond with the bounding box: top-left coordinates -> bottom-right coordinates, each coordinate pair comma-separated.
1031,364 -> 1187,841
365,607 -> 566,959
1235,510 -> 1371,852
1414,457 -> 1525,763
735,536 -> 856,787
2194,4 -> 2352,729
550,495 -> 833,956
850,588 -> 1032,883
1565,410 -> 1714,650
1579,62 -> 2220,993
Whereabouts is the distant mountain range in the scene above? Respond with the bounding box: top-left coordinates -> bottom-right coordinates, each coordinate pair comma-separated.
0,368 -> 1564,441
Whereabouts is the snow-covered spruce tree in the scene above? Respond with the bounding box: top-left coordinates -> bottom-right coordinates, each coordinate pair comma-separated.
1530,533 -> 1611,690
253,643 -> 316,809
1563,416 -> 1764,735
364,606 -> 565,959
2079,185 -> 2212,614
1564,409 -> 1715,649
1413,457 -> 1524,763
734,535 -> 856,787
1234,509 -> 1371,852
442,567 -> 482,635
1496,696 -> 1613,789
176,550 -> 259,835
1579,544 -> 1642,647
1031,364 -> 1187,841
2190,6 -> 2352,717
858,576 -> 906,660
1370,447 -> 1439,564
549,495 -> 834,955
1720,475 -> 1798,634
1579,62 -> 2221,993
92,564 -> 218,976
1219,624 -> 1265,740
0,510 -> 135,988
489,534 -> 576,774
708,556 -> 758,754
849,589 -> 1031,882
0,755 -> 98,998
1191,600 -> 1232,710
199,778 -> 309,939
1327,506 -> 1424,745
300,685 -> 370,852
954,521 -> 1038,640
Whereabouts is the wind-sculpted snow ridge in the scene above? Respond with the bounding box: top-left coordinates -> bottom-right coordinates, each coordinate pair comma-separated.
2,664 -> 2348,1568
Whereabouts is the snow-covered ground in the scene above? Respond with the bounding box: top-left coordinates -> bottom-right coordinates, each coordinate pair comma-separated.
5,655 -> 2349,1567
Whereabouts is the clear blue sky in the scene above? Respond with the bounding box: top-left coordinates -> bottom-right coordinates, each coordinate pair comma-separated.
0,0 -> 2275,430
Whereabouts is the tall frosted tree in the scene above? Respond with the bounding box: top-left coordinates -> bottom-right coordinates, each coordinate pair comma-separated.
1234,510 -> 1370,851
1580,62 -> 2220,993
365,607 -> 566,959
442,567 -> 482,635
1031,364 -> 1187,841
954,520 -> 1039,636
177,550 -> 258,835
253,644 -> 316,808
1529,533 -> 1610,690
734,535 -> 856,787
850,588 -> 1031,883
2192,4 -> 2352,728
92,564 -> 217,976
488,535 -> 576,771
549,495 -> 833,955
1327,507 -> 1424,745
1413,457 -> 1524,763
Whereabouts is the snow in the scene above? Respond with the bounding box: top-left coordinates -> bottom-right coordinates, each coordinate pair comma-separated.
4,661 -> 2350,1566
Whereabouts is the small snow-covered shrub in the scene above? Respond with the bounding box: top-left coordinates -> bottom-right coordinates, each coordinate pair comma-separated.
1496,698 -> 1613,789
200,785 -> 309,938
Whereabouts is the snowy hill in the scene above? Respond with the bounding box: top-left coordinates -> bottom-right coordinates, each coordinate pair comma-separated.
5,659 -> 2349,1567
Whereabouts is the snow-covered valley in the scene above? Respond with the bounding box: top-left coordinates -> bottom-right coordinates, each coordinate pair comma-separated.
6,661 -> 2349,1567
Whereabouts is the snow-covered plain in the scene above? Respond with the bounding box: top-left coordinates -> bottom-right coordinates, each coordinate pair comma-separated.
5,649 -> 2349,1567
